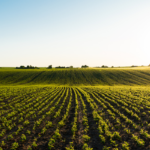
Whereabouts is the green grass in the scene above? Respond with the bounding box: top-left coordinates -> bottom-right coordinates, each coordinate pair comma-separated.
0,67 -> 150,86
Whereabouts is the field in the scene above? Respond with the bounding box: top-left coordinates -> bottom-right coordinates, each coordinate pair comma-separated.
1,68 -> 150,150
1,67 -> 150,86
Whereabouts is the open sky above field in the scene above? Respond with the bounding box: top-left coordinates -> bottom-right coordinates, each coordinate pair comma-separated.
0,0 -> 150,67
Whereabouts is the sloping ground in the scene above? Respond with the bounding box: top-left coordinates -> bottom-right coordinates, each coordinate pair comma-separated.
0,68 -> 150,85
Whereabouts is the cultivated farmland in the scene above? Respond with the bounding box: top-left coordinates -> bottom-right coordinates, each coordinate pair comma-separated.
1,68 -> 150,86
1,86 -> 150,150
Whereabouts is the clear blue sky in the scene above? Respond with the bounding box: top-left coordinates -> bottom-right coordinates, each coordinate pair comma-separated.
0,0 -> 150,67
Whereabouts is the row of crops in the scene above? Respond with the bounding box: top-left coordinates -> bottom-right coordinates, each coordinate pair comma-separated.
0,86 -> 150,149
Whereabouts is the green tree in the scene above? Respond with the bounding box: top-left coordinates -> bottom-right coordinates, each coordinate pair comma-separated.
48,65 -> 52,68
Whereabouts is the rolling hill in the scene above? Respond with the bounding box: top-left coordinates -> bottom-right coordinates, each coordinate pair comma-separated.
1,67 -> 150,86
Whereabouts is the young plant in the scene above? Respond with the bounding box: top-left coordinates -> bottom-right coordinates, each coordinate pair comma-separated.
27,146 -> 32,150
32,141 -> 37,148
1,141 -> 5,146
82,135 -> 90,142
21,134 -> 26,142
41,127 -> 47,134
82,143 -> 93,150
11,142 -> 19,150
46,121 -> 52,128
112,131 -> 121,141
26,130 -> 31,135
48,138 -> 55,149
99,135 -> 106,144
102,146 -> 110,150
110,139 -> 118,147
66,142 -> 74,150
122,141 -> 130,150
23,120 -> 29,126
8,134 -> 13,140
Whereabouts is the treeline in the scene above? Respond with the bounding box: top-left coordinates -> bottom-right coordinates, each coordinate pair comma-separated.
48,65 -> 89,69
15,64 -> 150,69
48,65 -> 73,69
94,65 -> 109,68
15,65 -> 118,69
16,65 -> 39,69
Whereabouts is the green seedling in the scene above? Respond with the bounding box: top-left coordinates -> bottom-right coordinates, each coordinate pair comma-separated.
21,134 -> 26,142
11,142 -> 19,150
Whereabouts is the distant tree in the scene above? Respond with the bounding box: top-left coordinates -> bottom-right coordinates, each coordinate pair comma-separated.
81,65 -> 89,68
101,65 -> 108,68
29,65 -> 34,69
48,65 -> 52,69
148,64 -> 150,67
111,66 -> 114,68
131,65 -> 137,67
16,65 -> 39,69
55,66 -> 65,68
70,66 -> 73,68
20,66 -> 25,69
